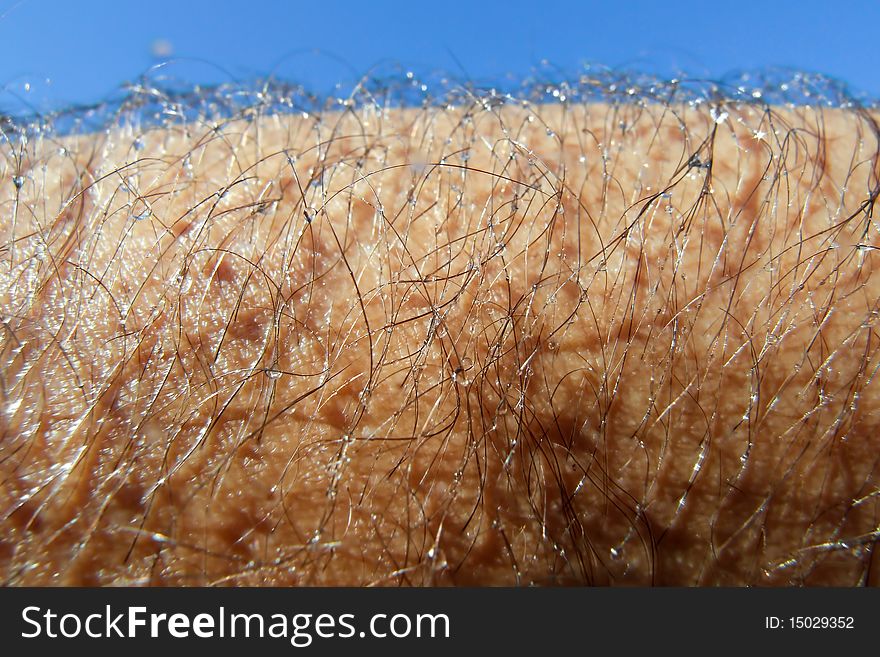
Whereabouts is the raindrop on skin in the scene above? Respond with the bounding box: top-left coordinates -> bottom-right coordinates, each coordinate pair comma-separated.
12,175 -> 24,190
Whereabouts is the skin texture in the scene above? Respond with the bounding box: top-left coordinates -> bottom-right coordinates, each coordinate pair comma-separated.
1,98 -> 879,586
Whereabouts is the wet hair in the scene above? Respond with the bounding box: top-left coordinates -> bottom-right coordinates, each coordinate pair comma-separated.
1,65 -> 879,585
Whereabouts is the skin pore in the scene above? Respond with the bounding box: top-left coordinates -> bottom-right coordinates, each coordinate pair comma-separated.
1,89 -> 879,586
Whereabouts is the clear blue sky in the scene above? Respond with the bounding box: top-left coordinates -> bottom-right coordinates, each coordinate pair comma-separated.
0,0 -> 877,115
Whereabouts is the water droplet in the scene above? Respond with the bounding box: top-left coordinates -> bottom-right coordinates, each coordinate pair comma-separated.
12,175 -> 23,189
265,369 -> 283,379
133,138 -> 144,151
175,271 -> 192,294
131,209 -> 150,221
711,109 -> 728,124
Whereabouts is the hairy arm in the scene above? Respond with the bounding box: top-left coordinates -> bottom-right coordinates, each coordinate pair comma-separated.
1,98 -> 879,585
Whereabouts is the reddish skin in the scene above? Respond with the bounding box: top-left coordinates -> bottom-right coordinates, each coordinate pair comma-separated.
1,102 -> 879,585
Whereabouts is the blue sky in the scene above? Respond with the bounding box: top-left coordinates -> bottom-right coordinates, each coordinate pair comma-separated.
0,0 -> 876,114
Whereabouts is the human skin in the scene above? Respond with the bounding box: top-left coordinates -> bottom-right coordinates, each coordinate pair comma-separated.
1,97 -> 879,585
